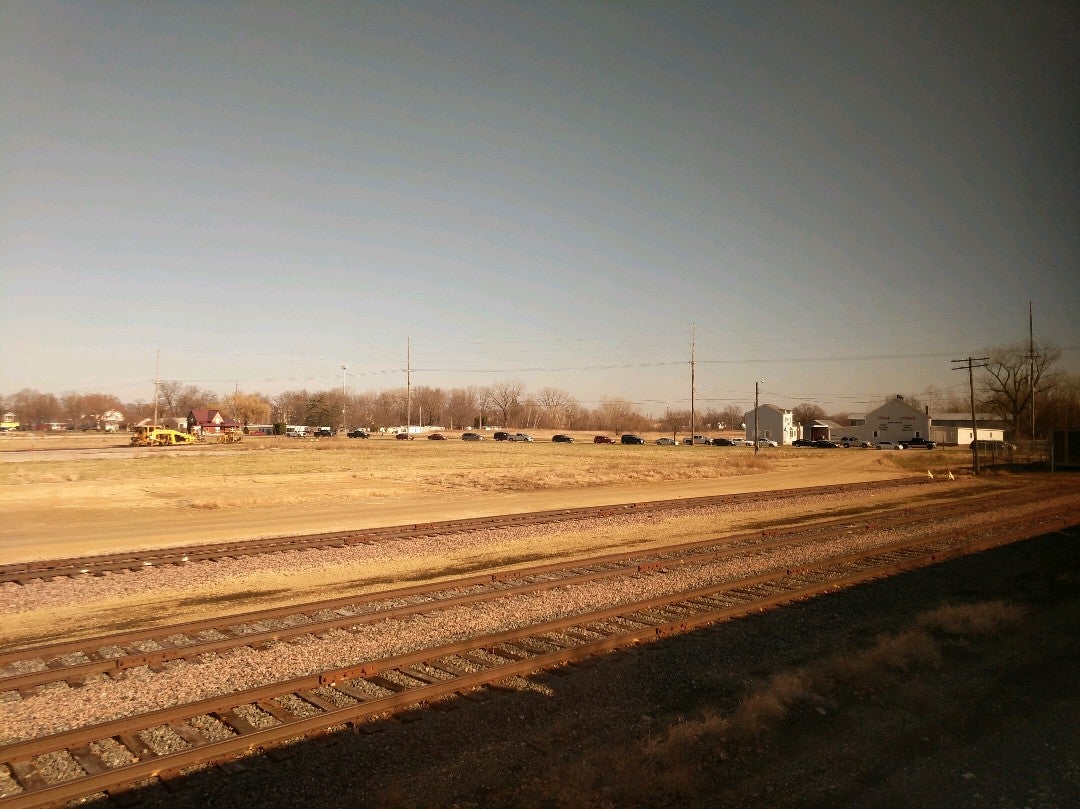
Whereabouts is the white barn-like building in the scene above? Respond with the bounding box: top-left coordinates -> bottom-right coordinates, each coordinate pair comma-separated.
744,403 -> 797,445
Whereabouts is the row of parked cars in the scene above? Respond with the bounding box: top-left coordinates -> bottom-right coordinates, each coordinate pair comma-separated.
355,430 -> 937,449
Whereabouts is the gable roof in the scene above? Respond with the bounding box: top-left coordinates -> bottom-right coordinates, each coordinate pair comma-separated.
188,409 -> 241,428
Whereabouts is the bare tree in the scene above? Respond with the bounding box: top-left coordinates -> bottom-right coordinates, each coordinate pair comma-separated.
536,387 -> 578,428
1039,371 -> 1080,432
349,391 -> 378,429
597,397 -> 645,434
981,340 -> 1062,438
488,380 -> 526,428
791,402 -> 826,431
272,390 -> 312,426
413,386 -> 447,427
9,389 -> 59,427
446,386 -> 480,430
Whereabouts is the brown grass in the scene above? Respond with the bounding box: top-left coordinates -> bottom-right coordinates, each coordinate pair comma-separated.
429,597 -> 1020,808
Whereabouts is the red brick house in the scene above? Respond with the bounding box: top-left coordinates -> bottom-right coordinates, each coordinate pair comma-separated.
187,409 -> 241,435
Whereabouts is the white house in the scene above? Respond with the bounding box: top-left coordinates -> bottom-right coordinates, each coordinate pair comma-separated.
744,404 -> 797,445
849,395 -> 931,444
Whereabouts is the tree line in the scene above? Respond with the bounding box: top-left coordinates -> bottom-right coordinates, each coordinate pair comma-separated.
3,342 -> 1075,437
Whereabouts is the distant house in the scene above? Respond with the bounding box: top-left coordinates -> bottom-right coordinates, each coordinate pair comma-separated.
100,409 -> 125,432
187,409 -> 240,435
804,419 -> 845,441
744,404 -> 797,445
1,412 -> 19,431
926,412 -> 1005,445
847,395 -> 931,444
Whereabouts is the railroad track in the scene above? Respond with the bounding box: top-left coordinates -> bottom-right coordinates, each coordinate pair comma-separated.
0,486 -> 1075,808
0,486 -> 1019,691
0,479 -> 936,585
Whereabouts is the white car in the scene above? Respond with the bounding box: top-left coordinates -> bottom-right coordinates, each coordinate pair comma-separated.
730,439 -> 754,447
507,433 -> 533,442
875,441 -> 904,450
755,438 -> 778,448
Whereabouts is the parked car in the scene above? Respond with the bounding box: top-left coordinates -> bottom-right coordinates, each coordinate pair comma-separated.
552,434 -> 574,443
346,429 -> 369,438
314,427 -> 333,438
655,437 -> 677,445
682,435 -> 710,445
839,437 -> 870,448
875,441 -> 904,450
711,437 -> 735,446
492,431 -> 510,441
620,434 -> 645,445
507,433 -> 533,442
593,435 -> 615,444
427,433 -> 447,440
395,432 -> 414,440
792,438 -> 815,447
461,432 -> 484,441
812,439 -> 839,448
901,437 -> 936,449
755,438 -> 778,448
729,438 -> 753,447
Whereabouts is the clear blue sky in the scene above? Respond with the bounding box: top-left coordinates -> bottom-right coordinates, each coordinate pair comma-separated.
2,1 -> 1077,415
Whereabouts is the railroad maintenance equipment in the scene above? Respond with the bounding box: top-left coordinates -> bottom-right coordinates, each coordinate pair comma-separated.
129,426 -> 200,447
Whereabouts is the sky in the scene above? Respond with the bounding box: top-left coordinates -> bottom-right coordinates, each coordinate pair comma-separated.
2,1 -> 1078,416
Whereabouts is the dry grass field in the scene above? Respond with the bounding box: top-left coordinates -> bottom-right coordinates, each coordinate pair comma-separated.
0,431 -> 952,564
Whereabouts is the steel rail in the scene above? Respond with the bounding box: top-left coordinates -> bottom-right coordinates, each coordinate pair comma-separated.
0,479 -> 938,584
0,486 -> 1034,692
0,506 -> 1074,808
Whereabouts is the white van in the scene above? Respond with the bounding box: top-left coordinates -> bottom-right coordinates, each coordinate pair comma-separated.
285,425 -> 308,438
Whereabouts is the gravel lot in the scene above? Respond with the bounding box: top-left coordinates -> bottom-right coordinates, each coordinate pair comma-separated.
103,522 -> 1078,809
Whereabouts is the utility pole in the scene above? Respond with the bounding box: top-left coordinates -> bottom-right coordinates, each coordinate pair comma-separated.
754,380 -> 764,454
1029,302 -> 1036,439
341,364 -> 348,435
152,349 -> 160,428
405,338 -> 412,436
689,323 -> 696,446
952,356 -> 989,475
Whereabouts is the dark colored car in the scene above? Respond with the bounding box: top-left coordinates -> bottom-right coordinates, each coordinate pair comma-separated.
427,433 -> 447,440
493,431 -> 510,441
711,437 -> 735,446
395,432 -> 413,440
552,434 -> 574,443
812,439 -> 839,448
593,435 -> 615,444
314,427 -> 333,437
792,438 -> 815,447
903,437 -> 937,449
461,432 -> 483,441
346,429 -> 369,438
620,434 -> 645,445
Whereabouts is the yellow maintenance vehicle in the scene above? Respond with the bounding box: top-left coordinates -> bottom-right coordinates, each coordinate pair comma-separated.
211,430 -> 243,444
129,426 -> 200,447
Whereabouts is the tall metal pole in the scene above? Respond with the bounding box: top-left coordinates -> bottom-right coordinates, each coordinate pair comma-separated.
689,323 -> 696,446
405,338 -> 412,436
